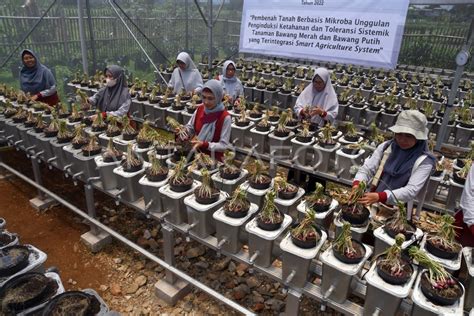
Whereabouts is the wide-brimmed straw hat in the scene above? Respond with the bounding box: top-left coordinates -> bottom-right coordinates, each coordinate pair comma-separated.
389,110 -> 429,140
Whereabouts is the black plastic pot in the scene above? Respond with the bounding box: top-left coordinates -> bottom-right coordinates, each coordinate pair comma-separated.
187,107 -> 196,114
0,245 -> 30,277
41,291 -> 101,316
68,117 -> 83,123
106,130 -> 121,138
122,132 -> 138,141
172,105 -> 185,111
57,136 -> 73,144
0,272 -> 57,313
332,239 -> 366,264
82,148 -> 101,157
0,232 -> 16,247
24,121 -> 36,128
274,130 -> 289,138
257,214 -> 283,231
376,258 -> 413,285
249,176 -> 271,190
195,190 -> 220,205
155,146 -> 173,156
341,147 -> 360,155
43,130 -> 58,138
318,141 -> 337,148
425,237 -> 460,260
432,169 -> 443,177
459,122 -> 474,129
235,120 -> 250,127
278,188 -> 298,200
102,153 -> 122,163
91,125 -> 106,133
249,112 -> 262,119
220,168 -> 241,180
296,135 -> 312,143
384,223 -> 416,240
12,117 -> 27,124
291,225 -> 321,249
308,199 -> 331,213
72,140 -> 88,150
137,140 -> 152,149
169,177 -> 193,192
34,127 -> 44,133
420,271 -> 463,306
146,169 -> 168,182
453,172 -> 466,185
341,204 -> 370,225
224,204 -> 250,218
121,161 -> 143,173
81,117 -> 93,126
159,102 -> 171,108
256,125 -> 270,132
343,134 -> 359,142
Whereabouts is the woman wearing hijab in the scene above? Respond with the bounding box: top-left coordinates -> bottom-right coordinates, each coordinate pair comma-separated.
87,65 -> 131,117
294,67 -> 339,126
19,49 -> 59,106
218,60 -> 243,104
183,79 -> 231,161
352,110 -> 435,209
168,52 -> 203,95
454,165 -> 474,247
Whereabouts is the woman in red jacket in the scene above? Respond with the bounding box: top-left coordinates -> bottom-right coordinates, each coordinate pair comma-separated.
455,163 -> 474,247
184,79 -> 231,161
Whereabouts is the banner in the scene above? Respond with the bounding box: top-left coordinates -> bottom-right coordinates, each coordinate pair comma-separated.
239,0 -> 410,69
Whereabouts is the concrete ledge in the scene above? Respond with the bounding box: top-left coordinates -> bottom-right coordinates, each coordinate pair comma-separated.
29,196 -> 56,211
154,278 -> 192,306
81,230 -> 112,253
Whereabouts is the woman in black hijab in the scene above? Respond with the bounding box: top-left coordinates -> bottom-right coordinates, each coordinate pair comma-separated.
88,65 -> 131,117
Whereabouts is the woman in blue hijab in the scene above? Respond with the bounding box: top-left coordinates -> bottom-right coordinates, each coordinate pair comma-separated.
20,49 -> 59,106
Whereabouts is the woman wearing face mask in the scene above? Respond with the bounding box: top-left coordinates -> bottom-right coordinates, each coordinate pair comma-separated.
182,79 -> 231,161
19,49 -> 59,106
294,67 -> 339,127
352,110 -> 436,214
217,60 -> 243,104
87,65 -> 131,117
168,52 -> 203,95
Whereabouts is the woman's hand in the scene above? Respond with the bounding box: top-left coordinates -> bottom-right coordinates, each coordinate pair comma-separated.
191,139 -> 204,149
31,94 -> 38,101
358,192 -> 379,206
309,106 -> 324,117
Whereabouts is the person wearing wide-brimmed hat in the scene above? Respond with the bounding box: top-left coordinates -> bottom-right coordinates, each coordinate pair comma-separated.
352,110 -> 436,208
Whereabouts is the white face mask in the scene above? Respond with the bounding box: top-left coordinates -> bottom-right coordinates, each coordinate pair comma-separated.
106,78 -> 117,87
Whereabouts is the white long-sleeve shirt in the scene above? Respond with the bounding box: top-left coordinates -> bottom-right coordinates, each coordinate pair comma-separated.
460,165 -> 474,226
354,141 -> 433,205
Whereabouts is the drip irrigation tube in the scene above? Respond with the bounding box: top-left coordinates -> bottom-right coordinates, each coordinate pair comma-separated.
0,162 -> 255,316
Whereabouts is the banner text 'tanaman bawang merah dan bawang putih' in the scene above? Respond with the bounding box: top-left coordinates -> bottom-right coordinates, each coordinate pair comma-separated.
239,0 -> 410,69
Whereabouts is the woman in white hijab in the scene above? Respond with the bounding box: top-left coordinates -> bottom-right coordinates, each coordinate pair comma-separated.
168,52 -> 203,95
294,68 -> 339,126
218,60 -> 243,103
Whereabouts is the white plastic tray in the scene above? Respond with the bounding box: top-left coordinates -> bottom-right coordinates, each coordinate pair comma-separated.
333,211 -> 370,233
374,226 -> 424,249
0,244 -> 48,287
231,121 -> 254,130
250,126 -> 274,135
280,230 -> 327,260
94,155 -> 122,168
138,174 -> 169,188
462,247 -> 473,277
19,271 -> 65,315
296,199 -> 338,220
0,230 -> 19,249
268,131 -> 295,141
213,203 -> 259,226
212,169 -> 248,185
245,214 -> 292,241
184,191 -> 226,211
132,143 -> 153,152
419,235 -> 461,271
313,142 -> 341,153
158,180 -> 199,199
113,165 -> 145,178
240,180 -> 273,197
449,178 -> 464,189
365,261 -> 418,298
318,130 -> 342,140
275,187 -> 305,207
320,243 -> 372,276
290,137 -> 315,146
335,148 -> 366,158
411,269 -> 464,315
